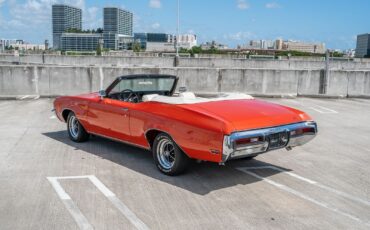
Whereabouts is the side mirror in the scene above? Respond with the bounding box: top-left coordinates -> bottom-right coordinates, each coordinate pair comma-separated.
98,90 -> 106,99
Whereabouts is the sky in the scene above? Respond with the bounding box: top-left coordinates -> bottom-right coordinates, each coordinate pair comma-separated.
0,0 -> 369,50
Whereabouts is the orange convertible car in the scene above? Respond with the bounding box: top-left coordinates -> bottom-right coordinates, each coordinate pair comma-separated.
54,74 -> 317,175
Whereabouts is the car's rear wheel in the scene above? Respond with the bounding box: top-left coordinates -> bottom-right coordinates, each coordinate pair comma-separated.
152,133 -> 190,175
67,112 -> 89,142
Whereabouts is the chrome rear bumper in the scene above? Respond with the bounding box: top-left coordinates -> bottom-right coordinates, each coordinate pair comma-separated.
222,121 -> 317,162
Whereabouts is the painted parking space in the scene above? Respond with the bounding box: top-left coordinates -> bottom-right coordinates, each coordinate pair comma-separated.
47,175 -> 149,230
270,98 -> 339,114
237,166 -> 370,227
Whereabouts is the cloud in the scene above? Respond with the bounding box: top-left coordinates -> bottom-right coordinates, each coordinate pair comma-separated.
224,31 -> 256,41
237,0 -> 249,10
151,22 -> 160,29
0,0 -> 5,7
265,2 -> 281,9
149,0 -> 161,9
0,0 -> 103,43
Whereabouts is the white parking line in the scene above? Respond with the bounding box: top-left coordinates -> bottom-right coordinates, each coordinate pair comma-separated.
282,99 -> 302,105
47,177 -> 93,230
49,115 -> 56,119
237,166 -> 370,227
47,175 -> 149,230
309,105 -> 338,114
240,166 -> 370,207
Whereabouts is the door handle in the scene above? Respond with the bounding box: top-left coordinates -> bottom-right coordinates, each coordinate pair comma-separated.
121,108 -> 129,112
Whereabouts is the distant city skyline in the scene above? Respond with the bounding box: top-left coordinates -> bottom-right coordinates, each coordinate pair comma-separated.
0,0 -> 369,50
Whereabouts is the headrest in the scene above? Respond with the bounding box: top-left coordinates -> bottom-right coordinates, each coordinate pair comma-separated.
142,94 -> 159,102
179,92 -> 196,99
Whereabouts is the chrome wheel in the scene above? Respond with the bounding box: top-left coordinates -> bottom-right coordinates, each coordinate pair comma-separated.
68,115 -> 79,139
156,138 -> 176,170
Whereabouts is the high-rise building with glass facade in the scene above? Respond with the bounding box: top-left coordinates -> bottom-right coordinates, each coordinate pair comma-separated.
52,4 -> 82,49
356,34 -> 370,58
103,7 -> 133,50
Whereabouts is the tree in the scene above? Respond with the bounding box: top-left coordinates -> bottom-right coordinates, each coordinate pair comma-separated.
96,44 -> 102,56
191,46 -> 202,54
132,42 -> 141,52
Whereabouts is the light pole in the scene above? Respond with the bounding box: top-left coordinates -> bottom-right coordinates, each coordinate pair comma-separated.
176,0 -> 180,57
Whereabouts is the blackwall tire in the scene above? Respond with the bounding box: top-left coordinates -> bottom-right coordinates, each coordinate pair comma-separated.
67,112 -> 89,142
152,133 -> 190,176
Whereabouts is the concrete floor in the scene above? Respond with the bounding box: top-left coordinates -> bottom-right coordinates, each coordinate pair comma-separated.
0,97 -> 369,230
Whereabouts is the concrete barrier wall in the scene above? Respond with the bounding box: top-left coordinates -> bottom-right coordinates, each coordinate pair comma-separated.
2,54 -> 370,70
1,65 -> 370,98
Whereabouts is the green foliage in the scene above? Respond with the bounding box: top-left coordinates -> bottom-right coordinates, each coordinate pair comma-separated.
65,51 -> 96,56
177,46 -> 224,56
96,44 -> 102,56
332,51 -> 344,57
275,50 -> 325,57
132,42 -> 141,52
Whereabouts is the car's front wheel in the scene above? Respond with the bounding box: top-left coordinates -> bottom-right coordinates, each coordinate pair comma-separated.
152,133 -> 190,175
67,112 -> 89,142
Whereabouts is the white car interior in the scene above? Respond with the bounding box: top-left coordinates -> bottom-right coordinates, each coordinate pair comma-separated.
142,92 -> 254,104
106,75 -> 254,104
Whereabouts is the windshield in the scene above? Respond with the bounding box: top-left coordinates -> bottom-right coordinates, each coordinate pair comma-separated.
110,77 -> 176,94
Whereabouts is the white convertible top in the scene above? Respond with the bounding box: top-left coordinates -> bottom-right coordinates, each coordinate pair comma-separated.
142,92 -> 254,104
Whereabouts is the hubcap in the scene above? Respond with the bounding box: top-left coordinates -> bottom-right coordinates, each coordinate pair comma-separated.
69,116 -> 79,139
157,139 -> 176,170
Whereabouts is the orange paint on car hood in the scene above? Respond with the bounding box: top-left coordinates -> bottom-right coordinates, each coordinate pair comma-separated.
179,99 -> 312,133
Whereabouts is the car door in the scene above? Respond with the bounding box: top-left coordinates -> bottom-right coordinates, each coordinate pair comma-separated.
87,96 -> 132,142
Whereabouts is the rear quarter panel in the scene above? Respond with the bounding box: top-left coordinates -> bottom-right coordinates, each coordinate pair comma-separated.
130,102 -> 229,162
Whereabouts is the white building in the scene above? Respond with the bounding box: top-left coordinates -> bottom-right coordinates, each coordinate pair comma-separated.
242,40 -> 275,49
0,39 -> 45,51
177,34 -> 197,49
200,41 -> 228,50
282,40 -> 325,54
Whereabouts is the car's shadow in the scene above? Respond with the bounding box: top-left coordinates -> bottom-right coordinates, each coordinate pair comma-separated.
43,131 -> 291,195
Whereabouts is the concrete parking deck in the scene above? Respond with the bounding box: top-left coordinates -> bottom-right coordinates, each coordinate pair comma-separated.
0,98 -> 370,229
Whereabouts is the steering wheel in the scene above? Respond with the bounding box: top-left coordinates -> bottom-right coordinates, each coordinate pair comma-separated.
119,89 -> 140,103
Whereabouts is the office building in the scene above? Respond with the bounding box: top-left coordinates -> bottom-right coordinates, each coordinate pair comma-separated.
355,33 -> 370,58
134,33 -> 175,51
103,7 -> 133,50
275,39 -> 283,50
117,35 -> 134,50
60,33 -> 103,51
52,4 -> 82,49
147,33 -> 173,42
282,40 -> 325,54
134,33 -> 148,49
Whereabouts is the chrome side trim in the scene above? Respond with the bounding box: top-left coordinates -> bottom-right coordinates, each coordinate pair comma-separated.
222,121 -> 317,162
89,131 -> 150,150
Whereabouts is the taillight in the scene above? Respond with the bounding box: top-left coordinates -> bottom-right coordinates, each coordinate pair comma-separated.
235,136 -> 263,146
290,127 -> 315,136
